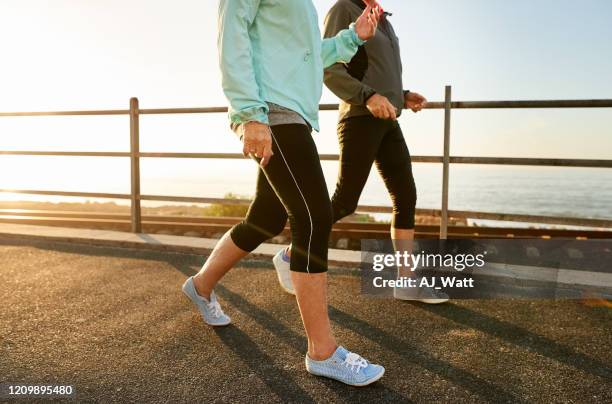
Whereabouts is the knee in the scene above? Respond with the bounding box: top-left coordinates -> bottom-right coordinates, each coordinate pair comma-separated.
291,200 -> 333,238
331,198 -> 359,222
267,217 -> 288,238
231,216 -> 287,252
391,183 -> 417,229
256,215 -> 288,241
391,178 -> 417,210
407,182 -> 417,208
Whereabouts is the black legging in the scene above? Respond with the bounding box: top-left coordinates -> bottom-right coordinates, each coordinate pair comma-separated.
230,124 -> 332,273
332,115 -> 417,229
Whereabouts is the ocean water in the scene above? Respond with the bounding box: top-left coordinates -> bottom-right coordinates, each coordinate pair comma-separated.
3,155 -> 609,227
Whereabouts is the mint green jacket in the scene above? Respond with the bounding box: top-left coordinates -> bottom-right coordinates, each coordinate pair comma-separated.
218,0 -> 365,131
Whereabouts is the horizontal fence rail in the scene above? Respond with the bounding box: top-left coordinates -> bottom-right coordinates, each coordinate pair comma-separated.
3,99 -> 612,117
1,92 -> 611,236
2,151 -> 611,168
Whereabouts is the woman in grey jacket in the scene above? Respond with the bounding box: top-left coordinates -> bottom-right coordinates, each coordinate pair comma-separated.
273,0 -> 449,304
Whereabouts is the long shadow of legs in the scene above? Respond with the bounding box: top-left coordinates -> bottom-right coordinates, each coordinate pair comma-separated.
328,305 -> 519,403
144,259 -> 316,402
215,284 -> 306,351
216,284 -> 412,403
213,326 -> 315,403
413,303 -> 612,380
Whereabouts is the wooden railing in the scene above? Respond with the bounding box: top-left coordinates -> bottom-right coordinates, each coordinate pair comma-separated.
1,86 -> 611,237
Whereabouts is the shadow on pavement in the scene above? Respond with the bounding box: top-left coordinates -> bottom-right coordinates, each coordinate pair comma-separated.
215,284 -> 413,403
8,238 -> 608,400
328,305 -> 519,403
213,325 -> 316,403
411,302 -> 612,380
215,284 -> 306,350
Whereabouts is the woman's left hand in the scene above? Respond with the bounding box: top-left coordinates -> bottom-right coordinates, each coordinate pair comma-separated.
354,5 -> 381,41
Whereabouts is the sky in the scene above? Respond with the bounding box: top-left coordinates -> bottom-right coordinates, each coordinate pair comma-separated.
0,0 -> 611,205
1,0 -> 611,154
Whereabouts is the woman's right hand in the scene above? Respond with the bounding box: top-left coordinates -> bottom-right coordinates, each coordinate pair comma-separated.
355,5 -> 381,41
242,121 -> 274,167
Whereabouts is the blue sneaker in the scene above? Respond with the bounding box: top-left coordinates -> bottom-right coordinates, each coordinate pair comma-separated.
305,346 -> 385,386
273,247 -> 295,295
182,276 -> 231,326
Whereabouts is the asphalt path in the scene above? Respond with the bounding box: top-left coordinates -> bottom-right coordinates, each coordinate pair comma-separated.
1,238 -> 610,403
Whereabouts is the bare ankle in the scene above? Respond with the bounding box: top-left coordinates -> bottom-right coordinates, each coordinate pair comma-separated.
192,274 -> 212,300
308,344 -> 337,361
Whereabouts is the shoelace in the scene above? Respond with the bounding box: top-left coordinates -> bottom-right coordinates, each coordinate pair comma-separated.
343,352 -> 369,373
206,300 -> 224,318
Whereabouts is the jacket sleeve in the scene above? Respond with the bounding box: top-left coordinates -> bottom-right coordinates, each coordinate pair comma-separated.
218,0 -> 269,126
323,3 -> 376,105
320,13 -> 366,69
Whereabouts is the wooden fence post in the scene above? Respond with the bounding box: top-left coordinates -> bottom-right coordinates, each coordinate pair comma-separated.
129,97 -> 142,233
440,86 -> 452,239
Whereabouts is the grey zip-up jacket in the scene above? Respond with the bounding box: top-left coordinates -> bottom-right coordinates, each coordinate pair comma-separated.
324,0 -> 407,122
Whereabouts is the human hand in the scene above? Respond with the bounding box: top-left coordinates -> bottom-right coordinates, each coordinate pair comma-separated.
362,0 -> 382,11
354,4 -> 381,41
241,121 -> 274,167
404,92 -> 428,112
366,94 -> 398,120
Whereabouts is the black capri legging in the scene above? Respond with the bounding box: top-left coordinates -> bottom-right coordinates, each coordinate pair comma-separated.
331,115 -> 417,229
230,124 -> 332,273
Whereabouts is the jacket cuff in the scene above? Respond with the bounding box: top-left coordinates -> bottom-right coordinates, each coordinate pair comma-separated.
230,106 -> 270,127
363,88 -> 377,103
349,23 -> 367,46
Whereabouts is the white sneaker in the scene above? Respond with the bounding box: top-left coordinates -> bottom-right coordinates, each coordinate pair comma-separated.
306,346 -> 385,387
394,284 -> 450,304
273,248 -> 295,295
182,277 -> 231,326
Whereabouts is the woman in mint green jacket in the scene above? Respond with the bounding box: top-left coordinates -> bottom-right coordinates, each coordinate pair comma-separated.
182,0 -> 387,387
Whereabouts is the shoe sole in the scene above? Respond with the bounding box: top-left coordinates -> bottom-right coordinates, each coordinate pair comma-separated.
181,289 -> 232,327
394,295 -> 449,304
277,280 -> 296,296
307,367 -> 385,387
205,319 -> 231,327
416,298 -> 449,304
393,292 -> 449,304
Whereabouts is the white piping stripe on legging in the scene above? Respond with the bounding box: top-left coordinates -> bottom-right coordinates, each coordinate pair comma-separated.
269,130 -> 313,273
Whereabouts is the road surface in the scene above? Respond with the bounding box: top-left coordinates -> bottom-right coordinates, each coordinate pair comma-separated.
1,238 -> 610,403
